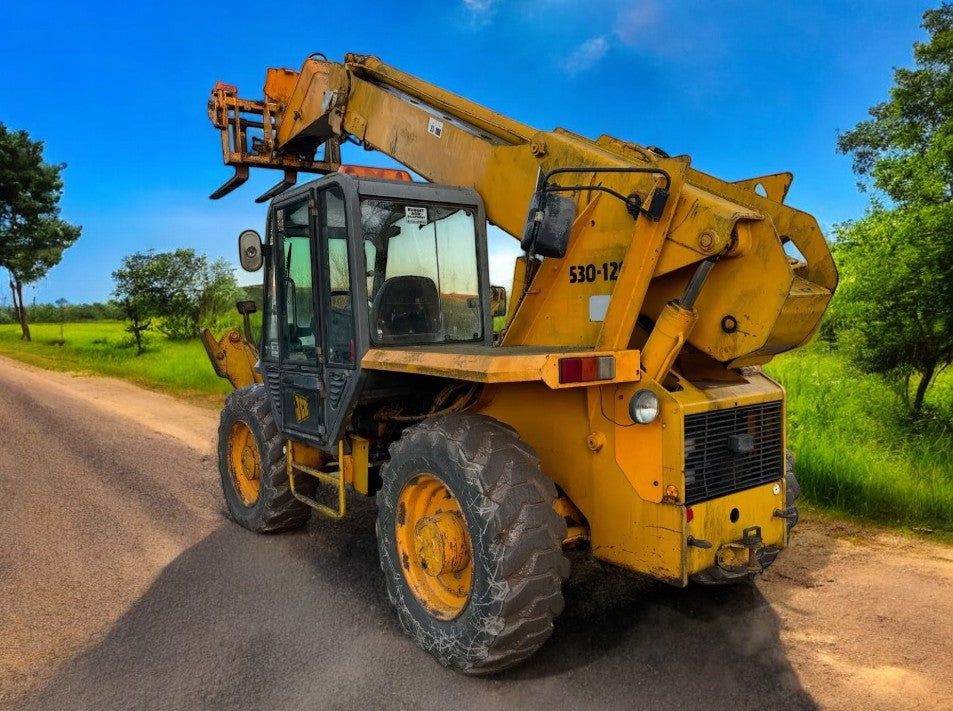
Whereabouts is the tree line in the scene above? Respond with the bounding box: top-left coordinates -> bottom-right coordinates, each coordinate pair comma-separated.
0,301 -> 122,323
0,251 -> 242,355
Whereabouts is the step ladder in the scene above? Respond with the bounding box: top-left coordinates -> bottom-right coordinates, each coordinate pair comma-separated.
286,436 -> 368,519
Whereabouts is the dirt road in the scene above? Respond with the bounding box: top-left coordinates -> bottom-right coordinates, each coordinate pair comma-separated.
2,355 -> 951,711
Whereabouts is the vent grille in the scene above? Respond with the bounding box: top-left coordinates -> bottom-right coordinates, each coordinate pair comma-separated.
328,371 -> 347,409
683,401 -> 783,505
265,370 -> 282,425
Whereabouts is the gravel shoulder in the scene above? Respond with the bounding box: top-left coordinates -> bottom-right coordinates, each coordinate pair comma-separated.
1,354 -> 951,711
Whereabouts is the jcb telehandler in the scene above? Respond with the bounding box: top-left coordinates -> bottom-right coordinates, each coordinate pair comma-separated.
201,53 -> 836,673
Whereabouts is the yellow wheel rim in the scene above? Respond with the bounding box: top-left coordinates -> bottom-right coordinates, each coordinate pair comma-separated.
228,420 -> 261,506
395,473 -> 474,620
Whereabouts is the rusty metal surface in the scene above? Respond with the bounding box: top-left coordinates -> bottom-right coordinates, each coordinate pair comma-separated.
207,80 -> 341,200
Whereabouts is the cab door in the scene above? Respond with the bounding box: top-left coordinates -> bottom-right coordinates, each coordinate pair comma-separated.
315,179 -> 366,445
274,193 -> 326,442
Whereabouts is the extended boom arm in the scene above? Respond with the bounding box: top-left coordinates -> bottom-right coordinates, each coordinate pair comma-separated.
208,53 -> 836,370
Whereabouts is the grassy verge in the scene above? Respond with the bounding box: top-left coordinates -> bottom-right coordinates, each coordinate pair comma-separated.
0,322 -> 231,406
766,343 -> 953,532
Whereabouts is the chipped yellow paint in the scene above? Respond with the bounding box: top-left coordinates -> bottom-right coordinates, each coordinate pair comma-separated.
199,328 -> 261,390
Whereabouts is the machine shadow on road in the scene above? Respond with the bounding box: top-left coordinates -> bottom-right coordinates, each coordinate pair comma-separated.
18,495 -> 817,711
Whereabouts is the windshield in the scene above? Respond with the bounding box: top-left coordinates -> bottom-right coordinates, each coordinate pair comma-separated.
361,198 -> 483,345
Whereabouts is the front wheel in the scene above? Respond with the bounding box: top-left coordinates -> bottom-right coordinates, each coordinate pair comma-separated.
376,413 -> 570,674
217,385 -> 312,533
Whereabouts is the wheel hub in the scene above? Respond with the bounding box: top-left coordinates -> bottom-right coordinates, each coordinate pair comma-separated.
413,511 -> 470,576
394,473 -> 474,620
228,420 -> 261,506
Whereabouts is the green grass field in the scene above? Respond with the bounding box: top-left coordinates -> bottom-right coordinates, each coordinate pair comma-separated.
3,320 -> 951,532
0,321 -> 231,404
766,344 -> 953,532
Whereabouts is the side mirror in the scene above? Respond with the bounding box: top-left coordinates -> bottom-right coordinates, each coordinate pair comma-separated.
520,191 -> 576,259
236,300 -> 257,343
238,229 -> 264,272
489,285 -> 507,317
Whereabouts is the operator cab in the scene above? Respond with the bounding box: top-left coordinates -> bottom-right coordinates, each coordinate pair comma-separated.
242,171 -> 492,450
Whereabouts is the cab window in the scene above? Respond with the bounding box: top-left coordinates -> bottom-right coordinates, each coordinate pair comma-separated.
321,186 -> 355,365
361,199 -> 483,345
276,199 -> 315,362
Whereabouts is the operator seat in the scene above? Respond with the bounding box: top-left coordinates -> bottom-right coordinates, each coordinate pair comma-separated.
372,275 -> 442,344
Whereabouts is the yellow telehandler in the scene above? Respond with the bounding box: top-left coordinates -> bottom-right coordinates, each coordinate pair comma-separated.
201,53 -> 836,673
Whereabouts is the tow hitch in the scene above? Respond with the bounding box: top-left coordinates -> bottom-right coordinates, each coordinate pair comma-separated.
717,526 -> 765,575
692,526 -> 781,585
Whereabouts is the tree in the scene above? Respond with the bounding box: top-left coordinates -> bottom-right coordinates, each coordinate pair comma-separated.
831,204 -> 953,415
112,252 -> 156,355
112,248 -> 240,345
0,123 -> 81,341
834,4 -> 953,415
837,3 -> 953,206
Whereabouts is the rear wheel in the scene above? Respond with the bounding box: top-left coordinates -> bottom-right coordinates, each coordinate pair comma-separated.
218,385 -> 311,533
376,413 -> 570,674
785,450 -> 800,530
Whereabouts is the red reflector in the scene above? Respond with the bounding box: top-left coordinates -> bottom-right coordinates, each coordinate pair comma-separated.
581,358 -> 599,381
686,507 -> 694,523
559,358 -> 583,383
558,356 -> 616,384
338,165 -> 412,181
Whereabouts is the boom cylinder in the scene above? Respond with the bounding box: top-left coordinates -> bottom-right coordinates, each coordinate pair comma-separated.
640,258 -> 716,381
640,302 -> 697,382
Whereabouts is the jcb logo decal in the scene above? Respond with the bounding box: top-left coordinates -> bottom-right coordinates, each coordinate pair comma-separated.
294,393 -> 310,422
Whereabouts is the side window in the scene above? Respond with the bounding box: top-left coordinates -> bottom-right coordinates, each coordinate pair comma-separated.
321,186 -> 355,365
262,216 -> 280,361
277,199 -> 315,362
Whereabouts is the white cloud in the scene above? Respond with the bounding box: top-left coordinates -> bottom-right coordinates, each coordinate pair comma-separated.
462,0 -> 498,10
461,0 -> 501,28
560,36 -> 610,75
613,1 -> 660,46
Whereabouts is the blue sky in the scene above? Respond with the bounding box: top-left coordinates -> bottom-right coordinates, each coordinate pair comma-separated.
0,0 -> 929,304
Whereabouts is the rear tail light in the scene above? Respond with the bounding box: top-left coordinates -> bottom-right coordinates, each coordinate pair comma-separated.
558,356 -> 616,384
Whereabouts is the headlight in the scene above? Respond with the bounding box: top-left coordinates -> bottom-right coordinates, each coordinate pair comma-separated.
629,389 -> 659,424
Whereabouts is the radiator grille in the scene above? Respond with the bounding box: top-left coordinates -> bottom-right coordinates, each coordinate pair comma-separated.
683,401 -> 783,505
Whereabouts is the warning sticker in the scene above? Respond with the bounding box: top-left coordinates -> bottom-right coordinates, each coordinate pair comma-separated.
405,206 -> 428,225
427,117 -> 444,138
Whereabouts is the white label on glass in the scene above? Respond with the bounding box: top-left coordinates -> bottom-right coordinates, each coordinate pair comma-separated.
405,206 -> 428,225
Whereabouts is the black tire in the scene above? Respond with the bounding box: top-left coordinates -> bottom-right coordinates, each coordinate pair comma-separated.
376,413 -> 570,674
218,384 -> 312,533
785,450 -> 800,530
